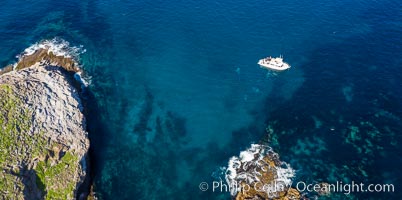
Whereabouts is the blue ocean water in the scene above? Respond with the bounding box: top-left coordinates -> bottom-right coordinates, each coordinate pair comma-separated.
0,0 -> 401,199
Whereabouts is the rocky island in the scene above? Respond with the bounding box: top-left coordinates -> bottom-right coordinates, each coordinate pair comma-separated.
225,144 -> 301,200
0,41 -> 89,199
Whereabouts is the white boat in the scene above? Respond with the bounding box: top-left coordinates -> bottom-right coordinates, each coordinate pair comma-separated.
258,55 -> 291,71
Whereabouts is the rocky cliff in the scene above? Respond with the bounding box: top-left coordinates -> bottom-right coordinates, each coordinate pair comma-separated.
0,45 -> 89,199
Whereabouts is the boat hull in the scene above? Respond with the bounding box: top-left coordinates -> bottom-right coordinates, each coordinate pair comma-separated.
258,60 -> 291,71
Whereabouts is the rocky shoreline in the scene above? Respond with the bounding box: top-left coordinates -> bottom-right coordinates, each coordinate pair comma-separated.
0,46 -> 90,199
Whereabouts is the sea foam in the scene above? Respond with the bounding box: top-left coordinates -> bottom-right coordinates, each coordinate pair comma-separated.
16,38 -> 90,87
225,144 -> 295,197
19,38 -> 86,59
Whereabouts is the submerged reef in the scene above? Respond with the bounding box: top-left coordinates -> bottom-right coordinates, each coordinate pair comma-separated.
225,144 -> 301,200
263,86 -> 401,199
0,40 -> 89,199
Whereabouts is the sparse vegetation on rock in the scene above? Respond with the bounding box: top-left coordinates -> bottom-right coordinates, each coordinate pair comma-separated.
0,47 -> 89,199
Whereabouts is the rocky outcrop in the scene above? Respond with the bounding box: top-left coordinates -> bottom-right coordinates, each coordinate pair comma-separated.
0,64 -> 13,76
15,48 -> 80,72
225,144 -> 301,200
0,47 -> 89,199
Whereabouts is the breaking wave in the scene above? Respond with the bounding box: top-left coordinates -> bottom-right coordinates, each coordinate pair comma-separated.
19,38 -> 86,59
16,38 -> 91,87
224,144 -> 295,197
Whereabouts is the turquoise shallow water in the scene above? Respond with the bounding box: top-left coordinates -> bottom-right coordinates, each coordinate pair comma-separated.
1,0 -> 402,199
